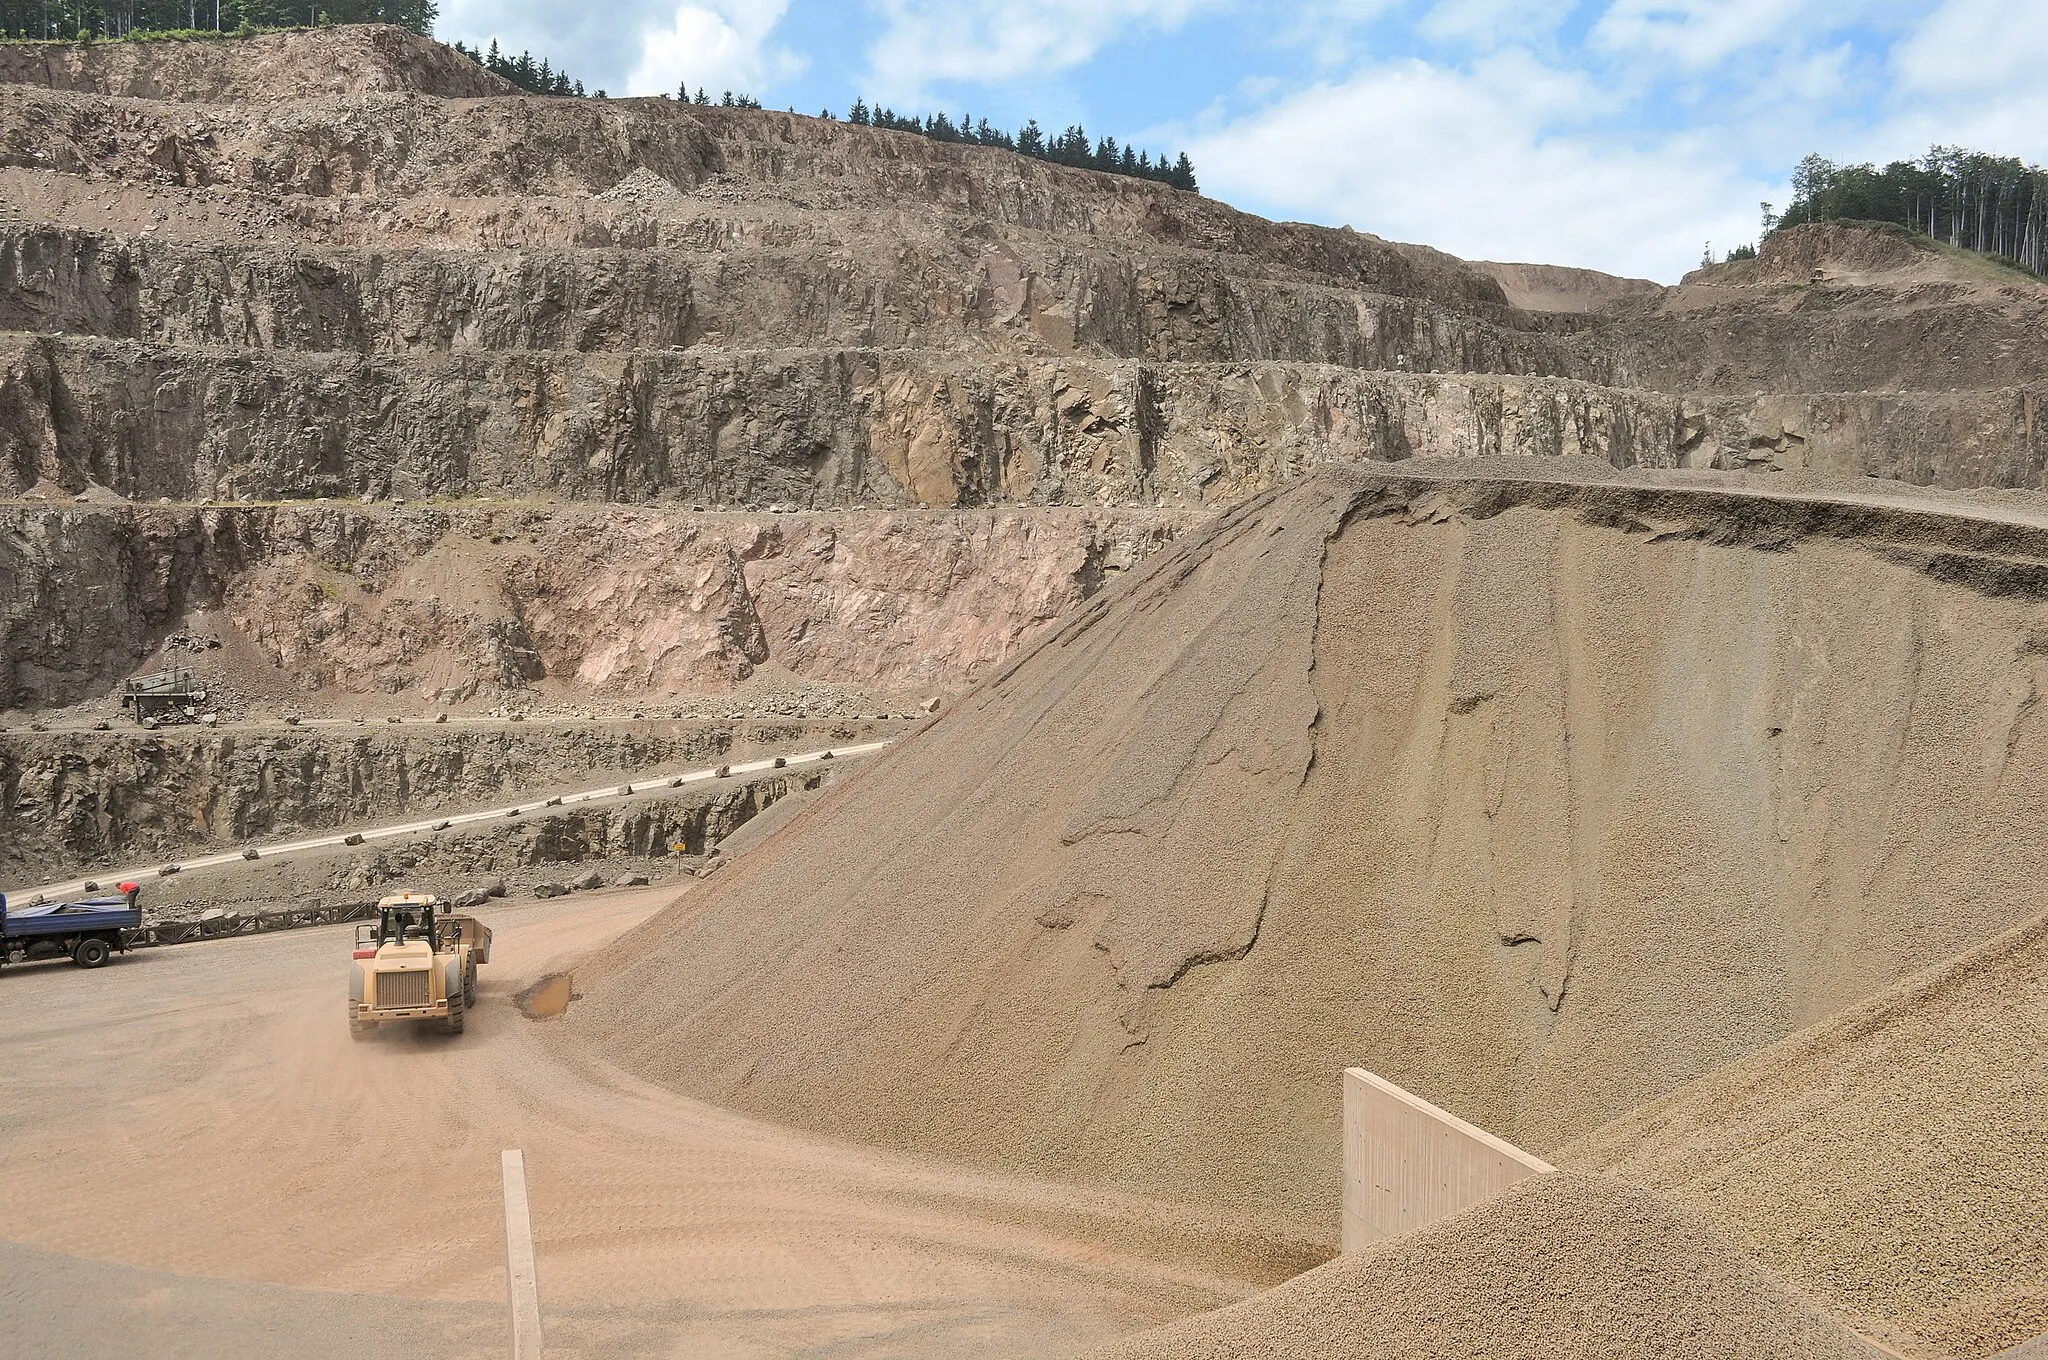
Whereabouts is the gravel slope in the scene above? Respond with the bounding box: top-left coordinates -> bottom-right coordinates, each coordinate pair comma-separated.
1563,910 -> 2048,1360
1085,1172 -> 1875,1360
562,459 -> 2048,1235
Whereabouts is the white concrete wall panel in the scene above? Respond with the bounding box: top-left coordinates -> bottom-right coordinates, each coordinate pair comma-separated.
1342,1067 -> 1554,1252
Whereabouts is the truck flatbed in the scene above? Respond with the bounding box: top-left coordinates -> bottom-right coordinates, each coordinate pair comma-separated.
1,888 -> 142,969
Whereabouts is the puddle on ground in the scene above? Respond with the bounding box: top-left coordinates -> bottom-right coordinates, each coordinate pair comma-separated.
517,972 -> 578,1019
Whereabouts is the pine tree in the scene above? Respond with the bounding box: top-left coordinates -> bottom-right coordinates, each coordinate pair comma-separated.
849,99 -> 870,124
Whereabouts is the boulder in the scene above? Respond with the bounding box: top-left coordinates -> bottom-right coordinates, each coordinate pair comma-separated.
533,882 -> 566,899
571,870 -> 605,891
614,873 -> 650,887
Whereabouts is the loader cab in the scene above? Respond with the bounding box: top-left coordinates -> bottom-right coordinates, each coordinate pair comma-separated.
355,893 -> 446,956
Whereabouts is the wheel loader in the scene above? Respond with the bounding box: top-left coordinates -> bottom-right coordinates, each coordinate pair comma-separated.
348,892 -> 492,1040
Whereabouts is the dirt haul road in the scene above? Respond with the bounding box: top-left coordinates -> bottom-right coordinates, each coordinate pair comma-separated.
0,888 -> 1252,1360
3,741 -> 888,905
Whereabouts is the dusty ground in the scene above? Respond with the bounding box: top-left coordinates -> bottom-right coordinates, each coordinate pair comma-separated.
0,888 -> 1262,1360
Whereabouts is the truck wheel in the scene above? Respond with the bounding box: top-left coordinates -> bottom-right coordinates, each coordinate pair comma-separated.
72,937 -> 112,969
442,990 -> 466,1035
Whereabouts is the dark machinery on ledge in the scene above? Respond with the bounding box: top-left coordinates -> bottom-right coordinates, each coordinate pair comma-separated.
120,667 -> 208,727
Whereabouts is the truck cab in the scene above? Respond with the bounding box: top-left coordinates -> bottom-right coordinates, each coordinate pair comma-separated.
347,892 -> 491,1039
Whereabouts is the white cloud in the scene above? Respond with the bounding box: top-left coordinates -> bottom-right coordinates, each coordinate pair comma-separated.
862,0 -> 1221,101
1418,0 -> 1576,50
1895,0 -> 2048,94
627,1 -> 802,98
440,0 -> 796,98
1188,50 -> 1773,281
1591,0 -> 1840,68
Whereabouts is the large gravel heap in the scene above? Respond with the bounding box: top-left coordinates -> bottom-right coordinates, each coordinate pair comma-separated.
567,457 -> 2048,1252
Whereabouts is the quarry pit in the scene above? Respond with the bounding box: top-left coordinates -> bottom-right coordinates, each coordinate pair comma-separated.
2,24 -> 2045,1360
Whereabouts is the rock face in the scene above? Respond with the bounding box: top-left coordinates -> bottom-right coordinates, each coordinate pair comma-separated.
0,717 -> 866,876
0,28 -> 2044,722
564,461 -> 2048,1234
0,26 -> 519,101
0,502 -> 1181,709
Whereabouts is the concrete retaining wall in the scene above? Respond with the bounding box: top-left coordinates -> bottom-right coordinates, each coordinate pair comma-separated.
1342,1067 -> 1553,1252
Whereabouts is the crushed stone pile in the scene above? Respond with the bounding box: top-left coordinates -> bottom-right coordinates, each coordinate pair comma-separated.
563,458 -> 2048,1237
1564,911 -> 2048,1360
1086,1172 -> 1874,1360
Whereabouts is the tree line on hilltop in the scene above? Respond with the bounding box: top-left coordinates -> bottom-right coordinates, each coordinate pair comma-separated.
841,99 -> 1197,192
1708,146 -> 2047,277
451,37 -> 585,97
448,45 -> 1199,194
0,0 -> 433,39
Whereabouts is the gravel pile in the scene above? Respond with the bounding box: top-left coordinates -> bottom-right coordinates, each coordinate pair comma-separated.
1087,1173 -> 1873,1360
562,461 -> 2048,1239
1564,911 -> 2048,1360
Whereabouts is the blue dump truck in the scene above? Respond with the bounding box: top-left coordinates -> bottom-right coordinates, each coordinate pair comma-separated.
0,884 -> 142,969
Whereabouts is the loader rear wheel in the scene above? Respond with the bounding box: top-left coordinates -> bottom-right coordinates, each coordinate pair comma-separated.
442,990 -> 465,1035
463,964 -> 476,1008
348,1006 -> 374,1041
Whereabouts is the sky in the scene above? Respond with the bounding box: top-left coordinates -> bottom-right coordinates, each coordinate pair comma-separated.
436,0 -> 2048,283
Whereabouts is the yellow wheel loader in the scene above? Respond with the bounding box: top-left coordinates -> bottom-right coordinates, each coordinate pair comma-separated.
348,892 -> 492,1040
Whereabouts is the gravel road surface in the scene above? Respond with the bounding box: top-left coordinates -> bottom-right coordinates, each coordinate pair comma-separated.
0,888 -> 1242,1359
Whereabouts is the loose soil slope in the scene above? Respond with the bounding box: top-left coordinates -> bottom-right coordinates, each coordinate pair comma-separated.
0,25 -> 518,100
1563,911 -> 2048,1360
565,458 -> 2048,1235
1087,1172 -> 1873,1360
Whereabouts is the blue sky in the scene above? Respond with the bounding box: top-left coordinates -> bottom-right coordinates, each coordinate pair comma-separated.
437,0 -> 2048,282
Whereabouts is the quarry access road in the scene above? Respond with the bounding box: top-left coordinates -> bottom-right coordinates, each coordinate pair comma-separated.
0,888 -> 1249,1360
2,740 -> 891,906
